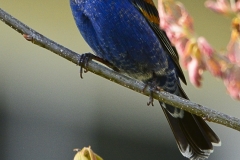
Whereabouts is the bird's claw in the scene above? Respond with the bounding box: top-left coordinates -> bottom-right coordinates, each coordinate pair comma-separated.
147,91 -> 154,106
143,81 -> 163,106
79,53 -> 95,79
78,53 -> 118,79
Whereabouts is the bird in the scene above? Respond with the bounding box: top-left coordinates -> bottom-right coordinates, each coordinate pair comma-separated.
69,0 -> 221,159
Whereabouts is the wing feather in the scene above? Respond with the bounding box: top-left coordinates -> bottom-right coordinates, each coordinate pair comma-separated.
131,0 -> 187,84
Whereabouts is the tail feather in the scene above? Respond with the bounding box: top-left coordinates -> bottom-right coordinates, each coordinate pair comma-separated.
194,116 -> 221,146
161,106 -> 220,159
160,85 -> 220,160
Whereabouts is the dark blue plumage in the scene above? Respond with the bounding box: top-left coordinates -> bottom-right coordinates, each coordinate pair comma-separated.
70,0 -> 220,159
70,0 -> 173,86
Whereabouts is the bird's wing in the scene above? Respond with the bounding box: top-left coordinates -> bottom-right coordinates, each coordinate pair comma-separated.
131,0 -> 187,85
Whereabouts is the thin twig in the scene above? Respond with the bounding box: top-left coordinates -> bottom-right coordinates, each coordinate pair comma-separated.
1,8 -> 240,131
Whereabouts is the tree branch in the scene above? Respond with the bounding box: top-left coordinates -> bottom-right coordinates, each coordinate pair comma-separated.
1,8 -> 240,131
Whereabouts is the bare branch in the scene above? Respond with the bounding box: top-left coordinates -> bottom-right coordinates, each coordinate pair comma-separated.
1,8 -> 240,131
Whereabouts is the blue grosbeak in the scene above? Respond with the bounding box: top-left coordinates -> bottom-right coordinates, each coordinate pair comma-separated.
70,0 -> 220,159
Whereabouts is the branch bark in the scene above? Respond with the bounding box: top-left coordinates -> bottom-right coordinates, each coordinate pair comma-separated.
1,8 -> 240,131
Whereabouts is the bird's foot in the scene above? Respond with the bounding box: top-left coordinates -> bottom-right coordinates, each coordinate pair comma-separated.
143,80 -> 163,106
147,86 -> 154,106
78,53 -> 94,78
78,53 -> 119,78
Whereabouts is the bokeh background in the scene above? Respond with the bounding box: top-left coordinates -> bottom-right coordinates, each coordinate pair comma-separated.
1,0 -> 240,159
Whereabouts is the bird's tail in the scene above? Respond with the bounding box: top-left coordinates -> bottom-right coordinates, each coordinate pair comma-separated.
160,85 -> 221,160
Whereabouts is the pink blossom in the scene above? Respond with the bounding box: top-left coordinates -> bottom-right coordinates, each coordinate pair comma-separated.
158,0 -> 205,87
197,37 -> 214,57
224,66 -> 240,100
197,37 -> 223,77
227,18 -> 240,64
183,39 -> 206,87
174,37 -> 188,56
158,0 -> 240,99
236,1 -> 240,12
158,0 -> 194,58
205,0 -> 231,15
205,0 -> 240,15
205,56 -> 223,77
187,58 -> 203,87
158,0 -> 194,43
227,37 -> 240,63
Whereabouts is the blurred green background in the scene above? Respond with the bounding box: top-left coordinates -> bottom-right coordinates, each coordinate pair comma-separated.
1,0 -> 240,160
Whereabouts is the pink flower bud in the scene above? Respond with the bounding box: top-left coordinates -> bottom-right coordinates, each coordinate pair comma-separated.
187,58 -> 203,87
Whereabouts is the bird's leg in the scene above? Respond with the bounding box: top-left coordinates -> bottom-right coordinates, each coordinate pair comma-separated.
143,72 -> 163,106
78,53 -> 119,78
144,80 -> 157,106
